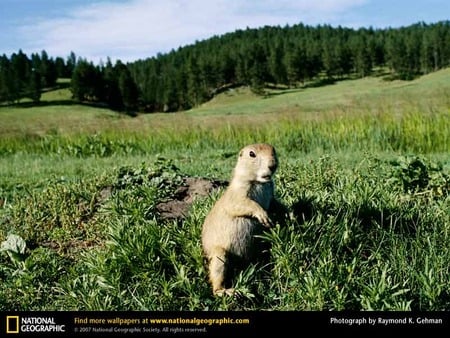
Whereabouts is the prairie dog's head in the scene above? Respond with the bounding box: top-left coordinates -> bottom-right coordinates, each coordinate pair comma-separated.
234,143 -> 278,183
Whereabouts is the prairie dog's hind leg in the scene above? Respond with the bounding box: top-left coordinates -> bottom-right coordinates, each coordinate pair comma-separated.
207,247 -> 234,295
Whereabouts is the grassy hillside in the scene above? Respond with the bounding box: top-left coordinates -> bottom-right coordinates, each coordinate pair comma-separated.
2,68 -> 449,137
0,70 -> 449,311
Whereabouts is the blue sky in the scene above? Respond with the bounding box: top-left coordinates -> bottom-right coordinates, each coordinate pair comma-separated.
1,0 -> 448,62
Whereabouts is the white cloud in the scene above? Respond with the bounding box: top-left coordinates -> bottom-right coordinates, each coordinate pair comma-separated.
19,0 -> 368,62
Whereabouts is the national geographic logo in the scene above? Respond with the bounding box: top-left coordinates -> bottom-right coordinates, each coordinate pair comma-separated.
6,316 -> 19,334
5,315 -> 65,334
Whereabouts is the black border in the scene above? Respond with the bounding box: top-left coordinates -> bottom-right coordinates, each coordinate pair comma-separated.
1,311 -> 449,336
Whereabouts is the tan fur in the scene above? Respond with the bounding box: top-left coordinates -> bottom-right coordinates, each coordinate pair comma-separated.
201,143 -> 278,295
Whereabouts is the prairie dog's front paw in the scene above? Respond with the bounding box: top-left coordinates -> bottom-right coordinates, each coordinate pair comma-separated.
254,209 -> 272,228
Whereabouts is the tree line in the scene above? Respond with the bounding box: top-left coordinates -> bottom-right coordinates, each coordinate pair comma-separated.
129,21 -> 450,112
1,21 -> 449,112
70,58 -> 139,112
0,51 -> 75,103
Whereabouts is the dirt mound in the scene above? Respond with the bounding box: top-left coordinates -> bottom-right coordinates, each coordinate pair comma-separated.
156,177 -> 226,220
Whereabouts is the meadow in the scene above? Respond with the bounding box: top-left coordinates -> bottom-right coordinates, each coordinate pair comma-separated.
0,69 -> 449,311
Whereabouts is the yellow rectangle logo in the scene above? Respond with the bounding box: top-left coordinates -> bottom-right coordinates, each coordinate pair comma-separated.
6,316 -> 19,334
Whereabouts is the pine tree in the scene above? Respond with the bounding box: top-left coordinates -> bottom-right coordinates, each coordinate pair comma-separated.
186,56 -> 203,106
40,50 -> 57,87
269,41 -> 287,85
10,50 -> 31,100
118,66 -> 139,112
54,57 -> 67,79
66,52 -> 77,78
352,35 -> 372,77
248,43 -> 268,94
0,55 -> 15,103
219,51 -> 236,85
285,43 -> 308,86
71,60 -> 102,101
103,59 -> 122,110
28,69 -> 41,103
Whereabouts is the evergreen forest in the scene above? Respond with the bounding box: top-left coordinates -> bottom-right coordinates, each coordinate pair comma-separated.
1,21 -> 449,112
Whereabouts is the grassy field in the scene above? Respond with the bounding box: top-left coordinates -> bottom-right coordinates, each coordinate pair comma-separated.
0,69 -> 449,311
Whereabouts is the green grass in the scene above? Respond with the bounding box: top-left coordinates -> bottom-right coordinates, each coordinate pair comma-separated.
0,69 -> 449,311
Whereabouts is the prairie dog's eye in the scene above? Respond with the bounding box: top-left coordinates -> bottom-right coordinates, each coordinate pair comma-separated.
249,151 -> 256,158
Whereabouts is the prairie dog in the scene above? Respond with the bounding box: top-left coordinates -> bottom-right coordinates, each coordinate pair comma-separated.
201,143 -> 278,295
